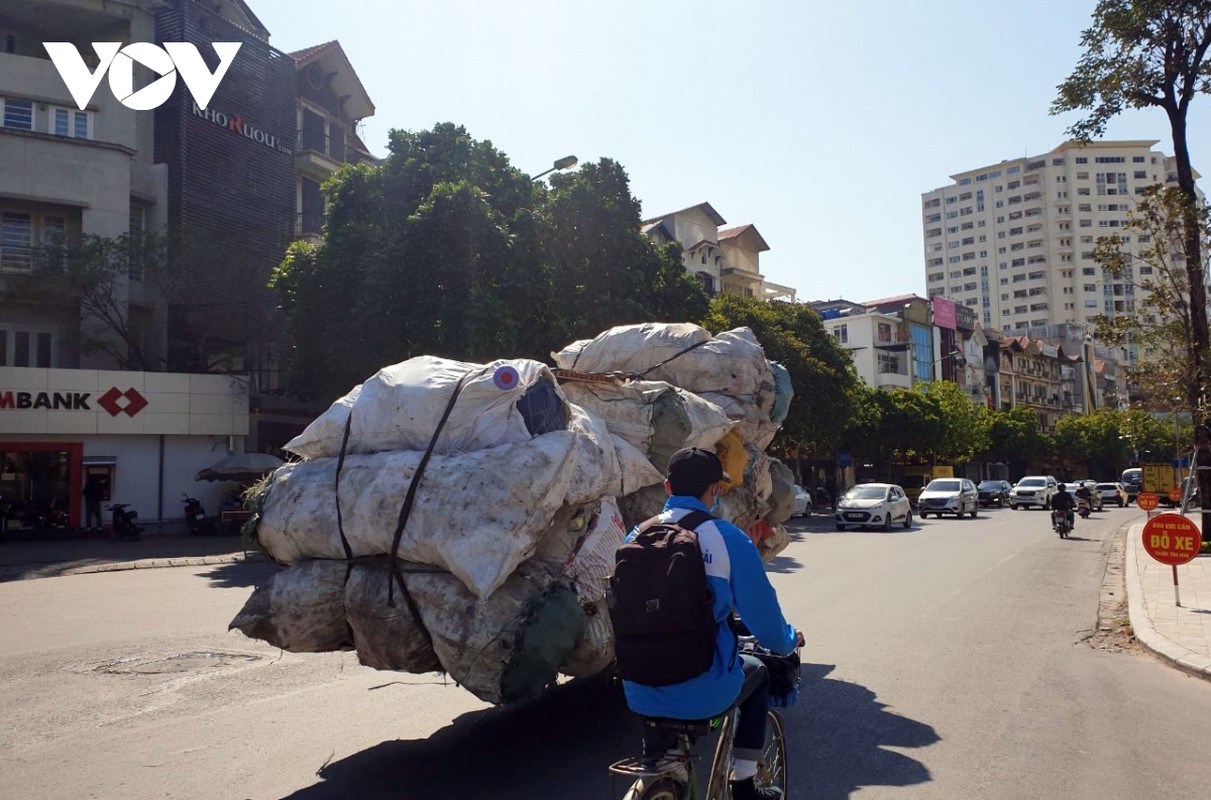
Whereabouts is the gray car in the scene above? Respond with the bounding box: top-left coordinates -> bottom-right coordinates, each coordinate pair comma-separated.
917,478 -> 980,519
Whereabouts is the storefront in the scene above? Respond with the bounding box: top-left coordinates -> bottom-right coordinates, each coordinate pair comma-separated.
0,367 -> 249,532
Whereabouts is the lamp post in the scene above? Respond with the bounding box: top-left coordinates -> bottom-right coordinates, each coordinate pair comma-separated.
531,155 -> 578,181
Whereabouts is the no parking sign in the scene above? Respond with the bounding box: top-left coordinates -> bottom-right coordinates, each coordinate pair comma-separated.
1142,513 -> 1202,607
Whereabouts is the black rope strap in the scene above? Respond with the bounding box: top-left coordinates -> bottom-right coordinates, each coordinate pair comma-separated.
638,338 -> 712,378
334,411 -> 357,584
386,366 -> 487,607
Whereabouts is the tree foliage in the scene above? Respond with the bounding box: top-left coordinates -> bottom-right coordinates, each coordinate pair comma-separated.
982,406 -> 1054,477
700,294 -> 856,458
271,123 -> 709,400
1054,0 -> 1211,422
1091,186 -> 1211,406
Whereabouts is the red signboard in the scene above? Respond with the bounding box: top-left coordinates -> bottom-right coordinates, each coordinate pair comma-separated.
1168,487 -> 1184,503
1137,492 -> 1159,511
932,296 -> 957,330
1142,514 -> 1201,566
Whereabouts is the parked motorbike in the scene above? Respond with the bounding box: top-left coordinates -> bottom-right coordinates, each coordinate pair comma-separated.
1051,508 -> 1072,539
107,503 -> 142,541
182,494 -> 215,535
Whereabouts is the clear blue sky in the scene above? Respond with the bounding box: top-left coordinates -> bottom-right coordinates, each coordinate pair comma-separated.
255,0 -> 1211,305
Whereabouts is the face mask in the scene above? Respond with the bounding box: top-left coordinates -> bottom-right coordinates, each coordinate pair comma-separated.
710,488 -> 723,515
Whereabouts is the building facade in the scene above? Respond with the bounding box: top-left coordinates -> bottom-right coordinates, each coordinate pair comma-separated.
0,0 -> 376,528
642,202 -> 796,302
921,140 -> 1201,368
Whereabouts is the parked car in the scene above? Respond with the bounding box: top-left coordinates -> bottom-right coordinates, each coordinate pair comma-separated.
917,477 -> 980,518
1009,475 -> 1057,509
791,485 -> 814,517
976,479 -> 1012,507
1095,482 -> 1129,507
834,483 -> 913,531
1064,480 -> 1104,512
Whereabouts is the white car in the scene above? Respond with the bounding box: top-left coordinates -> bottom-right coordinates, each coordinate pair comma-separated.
791,485 -> 814,517
1096,482 -> 1129,507
1009,475 -> 1057,509
834,483 -> 913,531
917,477 -> 980,519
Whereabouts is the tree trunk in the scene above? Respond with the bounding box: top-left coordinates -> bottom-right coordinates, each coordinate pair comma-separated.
1168,110 -> 1211,540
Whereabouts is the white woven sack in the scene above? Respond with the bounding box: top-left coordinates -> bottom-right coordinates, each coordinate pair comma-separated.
257,432 -> 578,600
552,322 -> 710,375
564,496 -> 627,604
285,356 -> 566,459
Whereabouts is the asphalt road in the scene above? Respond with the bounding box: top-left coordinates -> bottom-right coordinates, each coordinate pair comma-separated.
1,503 -> 1209,799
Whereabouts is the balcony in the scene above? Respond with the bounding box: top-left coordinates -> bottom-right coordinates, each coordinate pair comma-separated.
295,211 -> 326,239
296,130 -> 348,179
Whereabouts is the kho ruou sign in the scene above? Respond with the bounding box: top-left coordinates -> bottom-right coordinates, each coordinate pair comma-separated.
192,102 -> 293,155
0,387 -> 147,417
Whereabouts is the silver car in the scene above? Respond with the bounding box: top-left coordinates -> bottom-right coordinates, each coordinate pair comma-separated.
917,478 -> 980,519
834,483 -> 913,531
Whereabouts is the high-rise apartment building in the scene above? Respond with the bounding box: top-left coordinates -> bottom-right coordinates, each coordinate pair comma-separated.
921,140 -> 1199,364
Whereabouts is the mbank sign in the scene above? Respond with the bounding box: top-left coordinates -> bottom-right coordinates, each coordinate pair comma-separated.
43,42 -> 241,111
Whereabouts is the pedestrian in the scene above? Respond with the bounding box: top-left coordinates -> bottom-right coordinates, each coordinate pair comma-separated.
614,447 -> 802,800
82,475 -> 105,530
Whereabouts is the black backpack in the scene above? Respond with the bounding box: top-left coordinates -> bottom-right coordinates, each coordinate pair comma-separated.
608,510 -> 717,686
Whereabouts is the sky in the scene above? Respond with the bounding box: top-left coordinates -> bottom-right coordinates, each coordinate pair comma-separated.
254,0 -> 1211,306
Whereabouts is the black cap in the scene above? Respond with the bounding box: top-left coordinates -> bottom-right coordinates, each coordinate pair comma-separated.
667,447 -> 731,497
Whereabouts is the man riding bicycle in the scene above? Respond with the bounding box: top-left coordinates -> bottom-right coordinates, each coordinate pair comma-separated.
618,447 -> 801,800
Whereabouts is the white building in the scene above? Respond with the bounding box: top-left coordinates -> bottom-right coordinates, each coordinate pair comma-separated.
642,203 -> 796,301
921,140 -> 1200,366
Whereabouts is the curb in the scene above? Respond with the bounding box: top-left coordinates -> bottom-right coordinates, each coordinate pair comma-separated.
0,552 -> 264,582
1124,521 -> 1211,682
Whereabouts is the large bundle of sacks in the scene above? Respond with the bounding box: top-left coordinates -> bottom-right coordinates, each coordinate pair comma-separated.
230,323 -> 797,706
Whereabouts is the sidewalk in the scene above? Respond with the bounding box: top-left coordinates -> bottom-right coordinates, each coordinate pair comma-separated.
1125,511 -> 1211,680
0,523 -> 256,581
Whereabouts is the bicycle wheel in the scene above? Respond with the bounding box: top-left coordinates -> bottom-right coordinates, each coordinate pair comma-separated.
755,709 -> 788,795
624,777 -> 686,800
705,712 -> 736,799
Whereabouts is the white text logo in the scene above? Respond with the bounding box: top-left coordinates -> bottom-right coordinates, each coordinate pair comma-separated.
42,42 -> 241,111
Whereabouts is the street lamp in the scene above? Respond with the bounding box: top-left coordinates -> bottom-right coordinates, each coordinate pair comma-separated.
531,155 -> 578,181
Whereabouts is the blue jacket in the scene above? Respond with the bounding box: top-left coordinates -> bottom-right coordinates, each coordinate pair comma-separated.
621,495 -> 797,720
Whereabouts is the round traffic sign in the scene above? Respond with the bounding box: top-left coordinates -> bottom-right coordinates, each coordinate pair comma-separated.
1168,487 -> 1183,503
1137,492 -> 1159,511
1142,514 -> 1201,566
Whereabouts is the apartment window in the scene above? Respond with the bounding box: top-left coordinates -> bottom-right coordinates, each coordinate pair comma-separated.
1134,156 -> 1146,163
832,324 -> 848,344
1076,157 -> 1088,164
1134,170 -> 1147,179
1085,299 -> 1098,308
1083,283 -> 1097,292
1,97 -> 33,130
1095,156 -> 1125,163
42,215 -> 65,246
51,106 -> 92,139
0,325 -> 54,368
1083,267 -> 1096,276
0,211 -> 32,271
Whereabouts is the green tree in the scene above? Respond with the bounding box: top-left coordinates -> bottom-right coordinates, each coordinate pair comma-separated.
271,125 -> 708,401
701,294 -> 857,458
1054,2 -> 1211,535
543,159 -> 708,342
983,406 -> 1053,477
1090,186 -> 1211,407
1053,408 -> 1135,476
915,380 -> 992,464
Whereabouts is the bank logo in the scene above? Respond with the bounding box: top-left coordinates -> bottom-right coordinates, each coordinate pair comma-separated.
43,42 -> 241,111
98,387 -> 148,417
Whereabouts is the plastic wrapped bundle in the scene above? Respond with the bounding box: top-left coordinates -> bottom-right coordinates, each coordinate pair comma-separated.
229,559 -> 352,653
560,380 -> 734,471
285,356 -> 569,459
256,433 -> 578,600
766,460 -> 797,525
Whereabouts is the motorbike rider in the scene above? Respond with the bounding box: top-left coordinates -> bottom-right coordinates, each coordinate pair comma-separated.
1074,482 -> 1093,515
1050,482 -> 1076,527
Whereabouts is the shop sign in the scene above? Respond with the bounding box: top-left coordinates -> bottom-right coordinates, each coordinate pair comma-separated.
192,102 -> 293,155
0,387 -> 147,416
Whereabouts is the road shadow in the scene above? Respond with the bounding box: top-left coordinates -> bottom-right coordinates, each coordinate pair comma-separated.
278,662 -> 936,800
198,558 -> 280,588
795,663 -> 938,799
